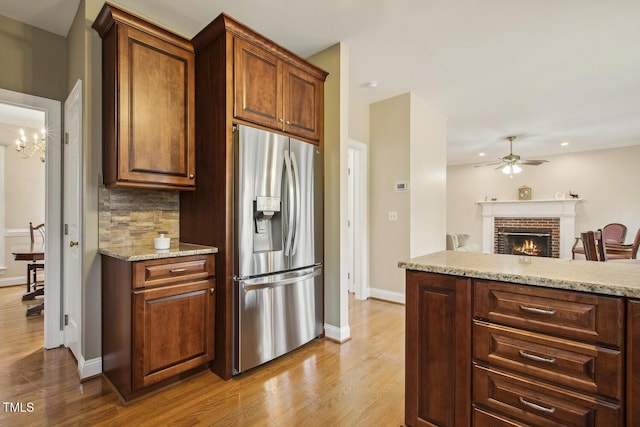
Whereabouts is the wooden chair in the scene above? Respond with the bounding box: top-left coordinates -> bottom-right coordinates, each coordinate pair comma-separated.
607,228 -> 640,260
573,223 -> 627,259
581,230 -> 607,262
25,222 -> 45,299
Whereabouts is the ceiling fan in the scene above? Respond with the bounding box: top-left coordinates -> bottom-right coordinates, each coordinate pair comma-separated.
475,136 -> 549,176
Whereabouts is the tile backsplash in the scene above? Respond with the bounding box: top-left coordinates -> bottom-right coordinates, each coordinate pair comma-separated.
99,187 -> 179,249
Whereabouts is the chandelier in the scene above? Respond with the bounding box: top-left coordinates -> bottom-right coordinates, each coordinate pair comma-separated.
15,127 -> 46,162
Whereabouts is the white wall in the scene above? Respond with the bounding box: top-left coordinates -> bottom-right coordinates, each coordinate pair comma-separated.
447,145 -> 640,250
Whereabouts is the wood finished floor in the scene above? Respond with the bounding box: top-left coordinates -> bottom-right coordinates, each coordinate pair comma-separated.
0,285 -> 405,426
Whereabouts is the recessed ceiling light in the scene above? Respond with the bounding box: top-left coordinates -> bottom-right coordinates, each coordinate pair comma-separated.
561,141 -> 569,146
478,152 -> 486,157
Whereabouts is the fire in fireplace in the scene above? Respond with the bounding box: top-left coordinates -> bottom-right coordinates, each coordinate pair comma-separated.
497,229 -> 552,257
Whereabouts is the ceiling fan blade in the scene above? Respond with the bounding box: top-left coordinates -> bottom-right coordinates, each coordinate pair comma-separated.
474,161 -> 503,167
519,160 -> 549,165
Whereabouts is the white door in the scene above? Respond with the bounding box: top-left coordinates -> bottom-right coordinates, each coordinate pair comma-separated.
63,80 -> 82,362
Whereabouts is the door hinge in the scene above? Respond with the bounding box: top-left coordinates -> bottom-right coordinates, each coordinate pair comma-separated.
64,314 -> 69,326
64,132 -> 69,145
347,272 -> 351,280
64,224 -> 69,235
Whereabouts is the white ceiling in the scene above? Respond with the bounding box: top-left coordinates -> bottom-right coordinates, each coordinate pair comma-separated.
2,0 -> 640,165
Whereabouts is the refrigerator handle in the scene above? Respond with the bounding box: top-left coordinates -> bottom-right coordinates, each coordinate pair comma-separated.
241,267 -> 321,291
290,151 -> 301,256
283,151 -> 295,256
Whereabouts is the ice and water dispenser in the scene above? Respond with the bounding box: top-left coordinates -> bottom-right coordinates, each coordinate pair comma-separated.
253,196 -> 282,252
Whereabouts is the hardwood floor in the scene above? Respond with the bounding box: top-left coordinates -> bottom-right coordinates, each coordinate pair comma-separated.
0,286 -> 405,426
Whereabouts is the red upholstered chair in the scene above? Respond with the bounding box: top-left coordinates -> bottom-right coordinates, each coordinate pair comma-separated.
573,223 -> 627,259
607,228 -> 640,260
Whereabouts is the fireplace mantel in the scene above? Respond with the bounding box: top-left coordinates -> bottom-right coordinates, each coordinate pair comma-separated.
478,199 -> 582,258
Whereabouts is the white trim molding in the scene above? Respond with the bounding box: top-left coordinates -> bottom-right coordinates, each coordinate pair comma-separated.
368,287 -> 406,305
78,356 -> 102,380
478,199 -> 582,259
324,323 -> 351,343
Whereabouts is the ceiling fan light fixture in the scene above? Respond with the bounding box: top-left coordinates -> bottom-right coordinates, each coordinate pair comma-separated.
501,164 -> 522,175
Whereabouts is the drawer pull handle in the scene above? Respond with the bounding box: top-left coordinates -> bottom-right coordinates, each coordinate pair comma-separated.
518,350 -> 556,364
519,305 -> 557,315
518,397 -> 556,414
169,268 -> 188,273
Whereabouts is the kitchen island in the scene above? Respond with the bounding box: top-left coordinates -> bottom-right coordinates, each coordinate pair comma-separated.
399,251 -> 640,427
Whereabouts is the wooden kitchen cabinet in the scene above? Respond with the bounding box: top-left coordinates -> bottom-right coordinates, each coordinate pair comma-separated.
234,36 -> 324,141
180,13 -> 327,380
629,300 -> 640,427
102,254 -> 215,401
93,4 -> 196,190
405,271 -> 472,427
405,271 -> 627,427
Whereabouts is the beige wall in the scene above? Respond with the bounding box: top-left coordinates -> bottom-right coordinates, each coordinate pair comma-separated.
2,150 -> 45,280
0,15 -> 68,101
446,145 -> 640,251
370,93 -> 447,297
409,93 -> 447,257
370,94 -> 411,295
308,43 -> 349,331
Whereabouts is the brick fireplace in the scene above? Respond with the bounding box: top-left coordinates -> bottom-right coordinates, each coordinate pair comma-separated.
494,217 -> 560,258
479,199 -> 581,259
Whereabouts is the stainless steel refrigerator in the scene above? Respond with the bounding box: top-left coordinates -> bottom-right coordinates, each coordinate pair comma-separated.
232,124 -> 323,375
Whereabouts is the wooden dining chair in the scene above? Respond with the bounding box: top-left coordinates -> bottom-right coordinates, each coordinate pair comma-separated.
573,222 -> 627,259
581,230 -> 607,261
27,222 -> 45,294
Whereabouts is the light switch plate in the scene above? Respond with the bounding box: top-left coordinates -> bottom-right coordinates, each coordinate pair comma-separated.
388,211 -> 398,221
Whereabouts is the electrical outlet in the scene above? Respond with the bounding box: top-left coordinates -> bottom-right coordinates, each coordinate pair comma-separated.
388,211 -> 398,221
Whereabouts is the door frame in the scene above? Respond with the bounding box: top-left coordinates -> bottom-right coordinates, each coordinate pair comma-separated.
346,139 -> 369,300
0,88 -> 63,349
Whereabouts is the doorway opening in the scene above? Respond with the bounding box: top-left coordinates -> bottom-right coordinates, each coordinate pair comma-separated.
346,139 -> 368,301
0,88 -> 62,350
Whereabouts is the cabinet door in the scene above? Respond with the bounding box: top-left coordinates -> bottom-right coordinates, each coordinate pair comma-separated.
133,279 -> 215,389
629,300 -> 640,427
117,25 -> 195,189
405,271 -> 472,427
234,38 -> 282,130
282,62 -> 322,141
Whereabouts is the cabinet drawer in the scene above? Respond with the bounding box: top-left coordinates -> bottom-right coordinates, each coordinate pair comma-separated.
473,406 -> 527,427
474,280 -> 623,347
474,321 -> 622,400
473,364 -> 622,426
133,254 -> 215,289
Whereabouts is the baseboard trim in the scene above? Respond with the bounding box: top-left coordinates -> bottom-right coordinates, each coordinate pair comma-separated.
324,323 -> 351,343
368,287 -> 406,305
78,356 -> 102,380
0,276 -> 25,287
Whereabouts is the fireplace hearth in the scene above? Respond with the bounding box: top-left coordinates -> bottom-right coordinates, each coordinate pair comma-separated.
497,228 -> 552,257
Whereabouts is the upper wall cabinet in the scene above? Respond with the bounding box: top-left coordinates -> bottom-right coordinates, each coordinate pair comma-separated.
234,38 -> 324,141
93,4 -> 196,190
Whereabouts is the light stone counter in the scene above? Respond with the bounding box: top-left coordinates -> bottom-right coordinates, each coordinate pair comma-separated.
399,250 -> 640,298
99,242 -> 217,262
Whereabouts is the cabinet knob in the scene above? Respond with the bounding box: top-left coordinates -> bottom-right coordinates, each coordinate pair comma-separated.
210,287 -> 215,294
189,174 -> 195,179
285,120 -> 291,125
279,118 -> 284,123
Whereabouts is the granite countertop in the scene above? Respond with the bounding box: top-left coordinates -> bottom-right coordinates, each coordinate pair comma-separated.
99,242 -> 218,262
398,250 -> 640,298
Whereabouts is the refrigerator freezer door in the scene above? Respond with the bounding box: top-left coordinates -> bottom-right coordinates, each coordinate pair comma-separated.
235,125 -> 289,278
235,265 -> 323,373
288,138 -> 323,269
